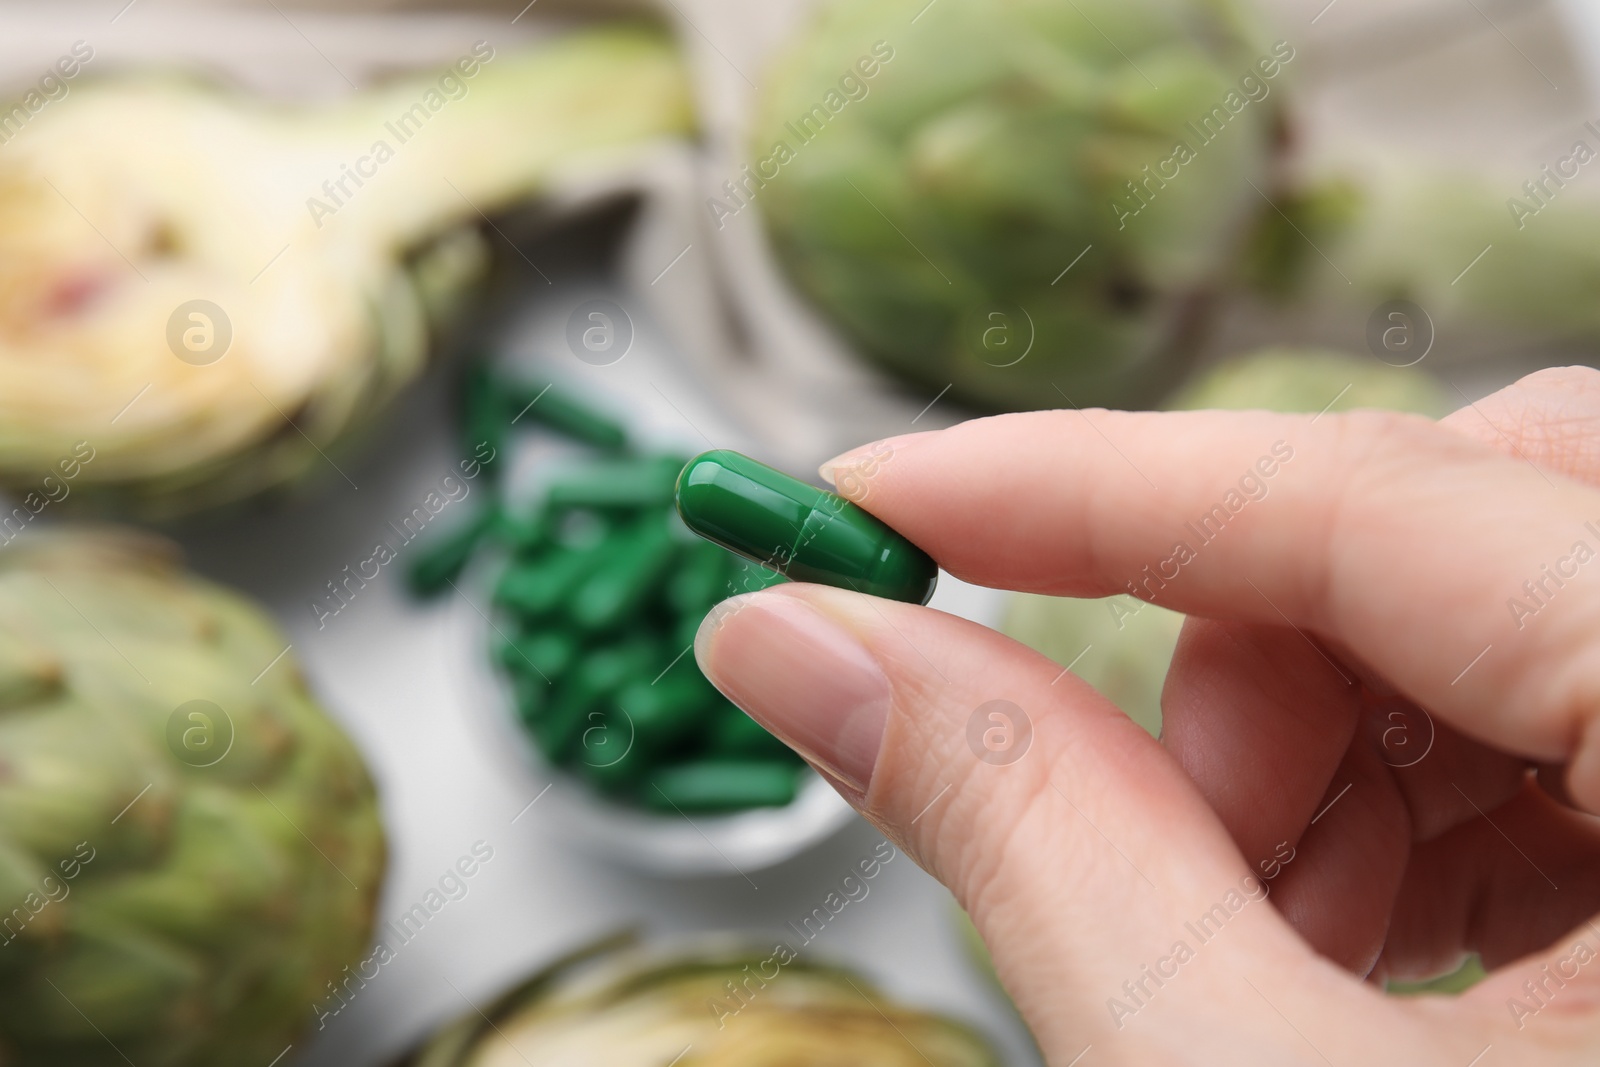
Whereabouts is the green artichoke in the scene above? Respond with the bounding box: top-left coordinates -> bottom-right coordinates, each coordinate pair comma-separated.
0,530 -> 385,1065
0,27 -> 692,518
403,936 -> 1000,1067
1164,346 -> 1453,416
1003,585 -> 1183,737
1002,348 -> 1450,736
753,0 -> 1283,411
1245,160 -> 1600,355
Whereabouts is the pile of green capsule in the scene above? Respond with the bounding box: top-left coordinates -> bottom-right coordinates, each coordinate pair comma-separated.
408,364 -> 808,813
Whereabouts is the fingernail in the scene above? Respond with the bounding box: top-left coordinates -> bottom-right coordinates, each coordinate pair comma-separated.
817,436 -> 902,487
695,591 -> 889,793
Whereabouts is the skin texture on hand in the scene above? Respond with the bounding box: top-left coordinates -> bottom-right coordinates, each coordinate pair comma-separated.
695,367 -> 1600,1066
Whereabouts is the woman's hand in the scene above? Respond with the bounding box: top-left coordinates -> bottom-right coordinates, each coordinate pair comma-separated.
694,366 -> 1600,1065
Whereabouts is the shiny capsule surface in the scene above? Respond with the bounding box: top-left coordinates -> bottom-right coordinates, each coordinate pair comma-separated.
674,450 -> 937,605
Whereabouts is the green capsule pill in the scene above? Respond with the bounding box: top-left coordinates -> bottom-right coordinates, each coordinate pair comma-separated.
407,504 -> 500,598
532,689 -> 593,763
615,672 -> 718,747
494,630 -> 579,682
675,450 -> 937,605
569,519 -> 679,633
509,674 -> 550,725
573,706 -> 638,786
576,742 -> 645,798
665,539 -> 734,615
646,760 -> 802,812
494,539 -> 609,620
706,707 -> 797,762
534,640 -> 656,762
546,456 -> 682,511
505,381 -> 629,451
497,506 -> 551,555
672,611 -> 707,654
461,364 -> 507,481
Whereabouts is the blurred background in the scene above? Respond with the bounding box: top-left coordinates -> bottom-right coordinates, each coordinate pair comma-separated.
0,0 -> 1595,1063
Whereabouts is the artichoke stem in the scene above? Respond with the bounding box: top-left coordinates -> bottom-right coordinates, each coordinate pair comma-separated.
305,26 -> 695,251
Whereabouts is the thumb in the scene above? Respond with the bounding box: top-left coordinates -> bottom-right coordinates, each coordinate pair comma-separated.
694,584 -> 1442,1063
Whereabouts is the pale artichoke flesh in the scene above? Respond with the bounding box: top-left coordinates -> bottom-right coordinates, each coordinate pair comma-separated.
0,27 -> 693,517
405,937 -> 1000,1067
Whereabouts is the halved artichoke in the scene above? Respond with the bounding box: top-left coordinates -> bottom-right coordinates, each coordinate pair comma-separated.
0,530 -> 385,1066
0,27 -> 692,517
402,936 -> 1000,1067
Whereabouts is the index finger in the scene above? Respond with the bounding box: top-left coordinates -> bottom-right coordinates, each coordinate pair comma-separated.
822,392 -> 1600,808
